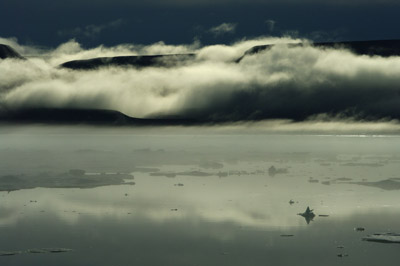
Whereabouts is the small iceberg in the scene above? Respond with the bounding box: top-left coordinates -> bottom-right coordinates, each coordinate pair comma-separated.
0,251 -> 21,256
27,249 -> 48,254
268,166 -> 288,177
363,233 -> 400,243
0,248 -> 72,256
298,206 -> 315,224
42,248 -> 73,253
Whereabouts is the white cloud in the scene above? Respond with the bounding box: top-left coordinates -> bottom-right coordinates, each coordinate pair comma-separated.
0,37 -> 46,57
1,36 -> 400,127
22,39 -> 201,66
208,23 -> 237,37
265,20 -> 276,32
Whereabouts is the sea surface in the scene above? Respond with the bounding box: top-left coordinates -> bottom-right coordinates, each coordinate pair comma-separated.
0,126 -> 399,266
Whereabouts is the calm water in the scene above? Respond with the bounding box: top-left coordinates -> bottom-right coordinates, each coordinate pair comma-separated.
1,127 -> 400,265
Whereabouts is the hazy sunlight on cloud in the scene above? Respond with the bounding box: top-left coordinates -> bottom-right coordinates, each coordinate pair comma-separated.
1,36 -> 400,128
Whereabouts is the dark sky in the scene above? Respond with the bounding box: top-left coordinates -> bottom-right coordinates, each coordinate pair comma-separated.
1,0 -> 400,48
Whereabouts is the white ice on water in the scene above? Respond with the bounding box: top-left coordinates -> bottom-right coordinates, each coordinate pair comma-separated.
363,233 -> 400,243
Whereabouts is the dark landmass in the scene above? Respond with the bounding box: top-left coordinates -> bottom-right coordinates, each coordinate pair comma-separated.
0,108 -> 138,125
0,44 -> 25,60
316,39 -> 400,57
0,108 -> 201,126
60,53 -> 196,70
237,39 -> 400,62
0,170 -> 134,192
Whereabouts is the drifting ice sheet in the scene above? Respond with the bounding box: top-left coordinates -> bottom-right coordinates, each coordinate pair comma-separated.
363,233 -> 400,243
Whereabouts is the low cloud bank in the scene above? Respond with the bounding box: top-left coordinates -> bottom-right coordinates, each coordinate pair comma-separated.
1,36 -> 400,127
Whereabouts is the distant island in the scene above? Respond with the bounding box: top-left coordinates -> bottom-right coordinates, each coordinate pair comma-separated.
0,108 -> 202,126
61,39 -> 400,70
0,44 -> 25,60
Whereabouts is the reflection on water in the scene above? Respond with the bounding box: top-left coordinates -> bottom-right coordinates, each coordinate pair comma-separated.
0,170 -> 134,192
0,129 -> 400,265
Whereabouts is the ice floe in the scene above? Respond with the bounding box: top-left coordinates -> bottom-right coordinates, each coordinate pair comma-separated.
363,233 -> 400,243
